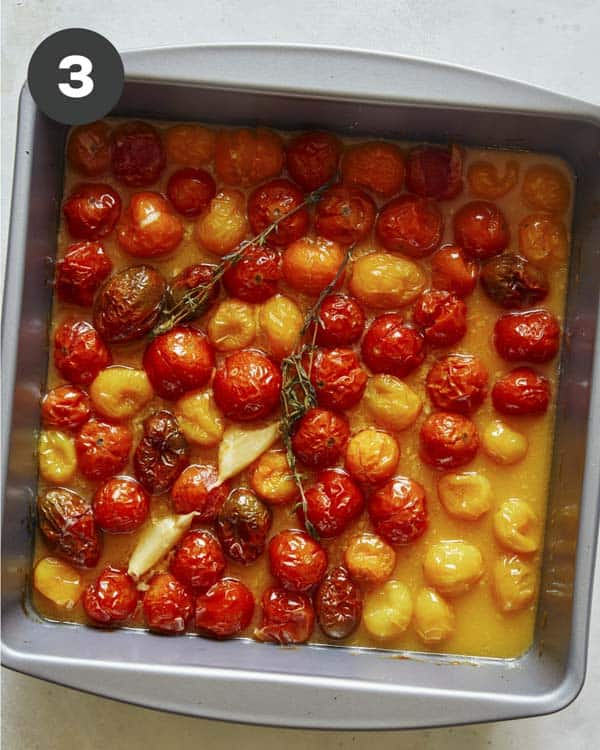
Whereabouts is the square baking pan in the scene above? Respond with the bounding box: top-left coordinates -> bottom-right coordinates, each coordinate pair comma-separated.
2,44 -> 600,730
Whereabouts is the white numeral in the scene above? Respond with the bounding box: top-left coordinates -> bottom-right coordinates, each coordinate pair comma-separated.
58,55 -> 94,98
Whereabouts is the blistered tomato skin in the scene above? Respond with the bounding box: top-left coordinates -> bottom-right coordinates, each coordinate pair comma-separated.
494,310 -> 560,363
341,141 -> 405,197
38,488 -> 102,568
420,412 -> 480,469
291,408 -> 350,469
195,578 -> 255,638
223,245 -> 282,303
92,476 -> 150,533
117,192 -> 184,257
55,242 -> 113,307
143,326 -> 215,401
166,167 -> 216,217
63,183 -> 121,240
406,145 -> 463,200
111,121 -> 165,187
75,419 -> 132,481
212,350 -> 282,421
41,385 -> 91,431
430,245 -> 478,298
315,566 -> 362,639
171,464 -> 229,519
254,587 -> 315,644
143,572 -> 193,634
215,127 -> 284,187
170,530 -> 226,591
492,367 -> 550,416
134,411 -> 189,494
481,254 -> 549,309
344,428 -> 400,486
453,201 -> 510,259
301,468 -> 365,539
54,318 -> 112,387
67,121 -> 112,176
83,567 -> 138,625
216,488 -> 272,565
269,530 -> 328,592
412,290 -> 467,347
361,314 -> 425,378
376,195 -> 443,257
282,237 -> 345,296
313,294 -> 365,347
247,179 -> 309,246
315,185 -> 376,245
426,354 -> 489,414
308,347 -> 367,411
369,476 -> 428,546
286,131 -> 341,191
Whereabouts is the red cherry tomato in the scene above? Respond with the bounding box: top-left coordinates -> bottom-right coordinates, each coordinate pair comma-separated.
412,289 -> 467,347
41,385 -> 91,431
269,529 -> 328,592
247,178 -> 309,247
111,120 -> 165,187
286,131 -> 341,191
117,192 -> 184,257
83,567 -> 138,625
312,293 -> 365,347
315,566 -> 362,639
405,145 -> 463,200
171,464 -> 230,520
171,263 -> 220,309
54,319 -> 112,386
255,587 -> 315,644
195,578 -> 255,638
143,326 -> 215,400
166,167 -> 216,217
143,572 -> 193,634
315,185 -> 376,245
376,195 -> 443,257
453,200 -> 510,259
212,350 -> 282,421
492,367 -> 550,415
92,476 -> 150,533
420,412 -> 479,468
170,530 -> 226,591
341,141 -> 405,197
494,310 -> 560,363
75,419 -> 132,481
361,313 -> 425,378
292,408 -> 350,469
368,476 -> 428,545
55,241 -> 113,306
223,244 -> 282,303
63,183 -> 121,240
308,347 -> 367,411
67,121 -> 112,177
301,468 -> 364,539
426,354 -> 488,414
430,244 -> 478,298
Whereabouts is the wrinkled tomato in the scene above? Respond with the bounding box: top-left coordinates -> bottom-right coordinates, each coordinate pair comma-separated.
63,183 -> 121,240
54,319 -> 112,386
481,253 -> 549,309
216,488 -> 272,565
315,566 -> 362,639
171,464 -> 230,520
195,578 -> 255,638
67,121 -> 112,177
313,293 -> 365,347
254,587 -> 315,644
341,141 -> 405,197
170,530 -> 226,591
133,411 -> 189,494
117,192 -> 183,257
212,349 -> 282,421
286,131 -> 341,191
166,167 -> 216,217
41,385 -> 91,431
368,476 -> 428,545
75,419 -> 132,481
315,185 -> 376,245
308,347 -> 367,411
223,244 -> 282,303
171,263 -> 220,310
83,567 -> 138,625
430,244 -> 478,298
291,408 -> 350,469
143,572 -> 193,634
494,310 -> 560,363
301,468 -> 364,539
420,412 -> 479,469
361,313 -> 425,378
405,145 -> 463,200
282,237 -> 346,296
412,289 -> 467,347
268,529 -> 328,592
55,241 -> 113,307
376,194 -> 443,257
38,487 -> 101,568
92,476 -> 150,533
453,200 -> 510,259
492,367 -> 550,415
111,121 -> 165,187
247,178 -> 309,247
426,354 -> 488,414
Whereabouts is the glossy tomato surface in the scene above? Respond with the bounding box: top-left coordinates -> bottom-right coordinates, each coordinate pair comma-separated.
133,411 -> 189,494
492,367 -> 550,415
167,167 -> 216,217
308,347 -> 367,411
494,310 -> 560,363
481,254 -> 549,309
143,572 -> 193,633
453,201 -> 510,259
286,131 -> 341,191
55,241 -> 113,307
361,314 -> 425,378
426,354 -> 488,414
315,566 -> 362,639
63,183 -> 121,240
117,192 -> 183,257
171,464 -> 229,519
368,476 -> 428,545
254,587 -> 315,644
83,567 -> 138,625
430,245 -> 478,298
247,178 -> 309,246
420,412 -> 479,469
291,408 -> 350,469
268,529 -> 328,592
195,578 -> 255,638
412,290 -> 467,347
213,350 -> 282,421
170,530 -> 226,591
315,185 -> 376,245
67,121 -> 112,177
223,244 -> 282,302
313,294 -> 365,347
341,141 -> 405,196
376,195 -> 443,257
215,128 -> 284,187
301,468 -> 364,538
41,385 -> 91,431
92,476 -> 149,533
54,319 -> 112,386
75,419 -> 132,481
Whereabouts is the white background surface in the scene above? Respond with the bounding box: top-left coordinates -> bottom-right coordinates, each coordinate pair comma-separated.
1,1 -> 599,748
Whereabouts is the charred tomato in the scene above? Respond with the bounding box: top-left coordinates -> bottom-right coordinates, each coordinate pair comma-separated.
133,411 -> 189,494
38,488 -> 101,568
481,253 -> 549,309
216,488 -> 272,565
315,566 -> 362,639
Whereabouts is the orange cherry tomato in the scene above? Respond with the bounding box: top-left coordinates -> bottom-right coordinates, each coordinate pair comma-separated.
93,476 -> 149,533
286,131 -> 341,191
117,192 -> 184,257
282,237 -> 345,296
341,141 -> 405,197
111,120 -> 165,187
165,124 -> 216,168
255,587 -> 315,644
41,385 -> 91,431
522,164 -> 570,213
170,530 -> 226,591
467,160 -> 519,200
171,464 -> 230,520
63,183 -> 121,240
195,578 -> 255,638
405,145 -> 463,200
376,195 -> 443,257
215,127 -> 284,187
420,412 -> 479,469
67,121 -> 112,177
315,185 -> 376,245
83,567 -> 138,625
75,419 -> 132,481
301,469 -> 364,539
426,354 -> 489,414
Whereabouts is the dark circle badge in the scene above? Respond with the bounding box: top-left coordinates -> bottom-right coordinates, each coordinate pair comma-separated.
28,28 -> 124,125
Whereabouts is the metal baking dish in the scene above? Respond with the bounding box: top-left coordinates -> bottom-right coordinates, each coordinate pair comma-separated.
2,44 -> 600,730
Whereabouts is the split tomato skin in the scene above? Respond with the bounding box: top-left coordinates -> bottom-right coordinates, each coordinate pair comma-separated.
492,367 -> 551,415
361,314 -> 425,378
368,476 -> 428,546
412,289 -> 467,347
247,178 -> 309,247
494,310 -> 560,363
54,319 -> 112,386
426,354 -> 489,414
212,350 -> 282,421
63,183 -> 121,240
143,572 -> 193,634
92,476 -> 150,533
420,412 -> 480,469
254,587 -> 315,644
268,529 -> 328,592
286,131 -> 341,191
376,194 -> 443,257
111,120 -> 165,187
55,241 -> 113,307
301,468 -> 365,539
171,464 -> 230,520
167,167 -> 216,217
308,347 -> 367,411
291,408 -> 350,470
195,578 -> 255,638
41,385 -> 91,431
83,567 -> 138,625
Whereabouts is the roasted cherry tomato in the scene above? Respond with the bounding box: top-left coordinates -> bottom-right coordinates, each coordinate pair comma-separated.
134,411 -> 189,494
269,529 -> 328,592
67,121 -> 112,176
143,326 -> 215,400
117,192 -> 184,257
519,212 -> 568,267
344,428 -> 400,486
171,464 -> 230,519
54,319 -> 112,386
254,587 -> 315,644
212,349 -> 282,421
195,578 -> 255,638
41,385 -> 91,431
467,160 -> 519,200
223,244 -> 282,303
481,253 -> 549,309
412,289 -> 467,347
83,567 -> 138,625
376,195 -> 443,257
165,124 -> 216,167
111,121 -> 165,187
492,367 -> 550,415
301,468 -> 364,538
247,178 -> 309,247
166,167 -> 216,217
312,293 -> 365,347
361,313 -> 425,378
341,141 -> 405,197
286,131 -> 341,191
522,164 -> 570,213
282,237 -> 345,296
405,144 -> 463,200
453,200 -> 509,259
216,488 -> 272,565
420,412 -> 479,469
292,408 -> 350,469
430,244 -> 478,298
195,188 -> 249,257
494,310 -> 560,363
63,183 -> 121,240
308,347 -> 367,411
170,530 -> 226,591
38,487 -> 101,568
75,419 -> 132,481
143,572 -> 193,634
215,127 -> 284,187
171,263 -> 220,311
315,566 -> 362,639
315,185 -> 376,245
92,476 -> 149,533
55,241 -> 113,307
426,354 -> 488,414
368,476 -> 428,545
